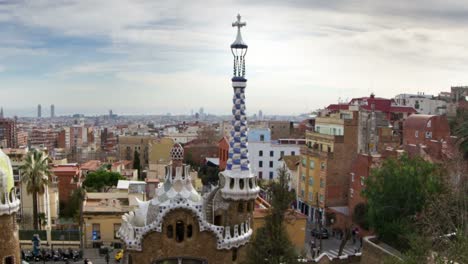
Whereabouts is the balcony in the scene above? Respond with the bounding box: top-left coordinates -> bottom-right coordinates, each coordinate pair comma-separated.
300,146 -> 334,159
306,131 -> 344,144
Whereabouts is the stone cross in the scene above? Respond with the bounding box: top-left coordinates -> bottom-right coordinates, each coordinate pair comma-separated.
232,14 -> 246,29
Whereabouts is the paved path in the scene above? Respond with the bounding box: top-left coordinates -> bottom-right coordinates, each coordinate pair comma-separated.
304,220 -> 361,260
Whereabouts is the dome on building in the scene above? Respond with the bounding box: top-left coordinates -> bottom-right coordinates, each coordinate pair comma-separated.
170,143 -> 184,160
0,148 -> 20,215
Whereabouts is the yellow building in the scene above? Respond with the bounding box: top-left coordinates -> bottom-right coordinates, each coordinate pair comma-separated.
82,189 -> 145,248
253,197 -> 307,252
147,137 -> 174,180
299,110 -> 359,225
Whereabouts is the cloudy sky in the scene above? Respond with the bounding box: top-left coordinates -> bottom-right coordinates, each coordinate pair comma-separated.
0,0 -> 467,117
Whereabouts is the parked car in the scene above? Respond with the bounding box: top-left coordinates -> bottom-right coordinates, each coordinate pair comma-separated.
311,228 -> 329,239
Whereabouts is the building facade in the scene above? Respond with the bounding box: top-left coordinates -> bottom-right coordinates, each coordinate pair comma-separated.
118,15 -> 259,263
247,128 -> 302,180
394,93 -> 447,115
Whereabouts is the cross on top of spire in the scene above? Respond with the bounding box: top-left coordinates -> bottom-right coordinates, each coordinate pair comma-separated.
232,14 -> 246,29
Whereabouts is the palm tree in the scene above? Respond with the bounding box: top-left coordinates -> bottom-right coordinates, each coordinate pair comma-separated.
20,149 -> 51,230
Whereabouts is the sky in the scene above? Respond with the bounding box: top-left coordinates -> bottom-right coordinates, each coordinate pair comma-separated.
0,0 -> 468,117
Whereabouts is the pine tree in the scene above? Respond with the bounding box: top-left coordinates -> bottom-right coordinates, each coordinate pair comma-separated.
245,165 -> 299,264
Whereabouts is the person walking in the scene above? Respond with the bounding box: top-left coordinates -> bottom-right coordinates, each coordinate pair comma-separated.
105,252 -> 110,264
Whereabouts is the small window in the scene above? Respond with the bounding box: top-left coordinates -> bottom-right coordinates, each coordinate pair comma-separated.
269,171 -> 274,179
320,179 -> 324,188
302,158 -> 307,166
238,202 -> 244,212
309,191 -> 313,201
291,151 -> 295,156
308,178 -> 313,186
301,174 -> 306,181
350,188 -> 354,198
5,256 -> 14,264
167,224 -> 174,238
425,131 -> 432,139
214,215 -> 222,226
320,162 -> 325,170
269,161 -> 273,168
114,224 -> 121,239
351,173 -> 355,182
260,134 -> 265,141
176,221 -> 184,242
259,161 -> 263,168
92,224 -> 101,240
301,189 -> 305,197
427,120 -> 431,128
239,179 -> 245,190
360,176 -> 365,186
319,194 -> 324,202
258,171 -> 263,179
309,160 -> 315,169
280,151 -> 284,157
259,150 -> 263,157
415,131 -> 419,138
187,224 -> 193,238
232,248 -> 238,262
270,151 -> 274,157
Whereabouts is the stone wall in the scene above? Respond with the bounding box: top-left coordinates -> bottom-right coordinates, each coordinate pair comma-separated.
128,209 -> 246,263
360,236 -> 400,264
0,214 -> 21,264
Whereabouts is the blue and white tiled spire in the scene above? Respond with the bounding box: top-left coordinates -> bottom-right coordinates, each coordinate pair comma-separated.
221,14 -> 259,201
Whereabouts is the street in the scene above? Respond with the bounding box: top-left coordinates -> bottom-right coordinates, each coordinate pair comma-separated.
304,221 -> 361,259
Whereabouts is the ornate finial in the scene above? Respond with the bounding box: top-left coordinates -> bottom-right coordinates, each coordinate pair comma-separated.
170,143 -> 184,161
232,14 -> 246,30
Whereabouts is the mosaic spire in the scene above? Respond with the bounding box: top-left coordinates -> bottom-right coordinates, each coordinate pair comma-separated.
227,14 -> 249,172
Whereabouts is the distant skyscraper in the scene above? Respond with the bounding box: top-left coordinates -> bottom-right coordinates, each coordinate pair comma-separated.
109,109 -> 113,117
51,104 -> 55,118
258,110 -> 263,120
0,107 -> 3,118
37,104 -> 42,118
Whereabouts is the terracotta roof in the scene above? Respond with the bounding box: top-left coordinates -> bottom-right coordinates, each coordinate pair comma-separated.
52,164 -> 80,174
403,114 -> 435,130
80,160 -> 101,171
280,155 -> 301,171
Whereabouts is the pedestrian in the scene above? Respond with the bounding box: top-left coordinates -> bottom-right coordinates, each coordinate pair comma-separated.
105,252 -> 110,264
352,229 -> 356,244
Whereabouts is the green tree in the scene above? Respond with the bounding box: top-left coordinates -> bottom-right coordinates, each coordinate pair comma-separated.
363,154 -> 444,250
454,118 -> 468,158
20,149 -> 52,230
61,187 -> 85,219
133,150 -> 142,180
245,166 -> 298,264
198,165 -> 219,186
82,170 -> 125,192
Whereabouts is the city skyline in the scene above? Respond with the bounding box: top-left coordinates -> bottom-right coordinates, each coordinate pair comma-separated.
1,0 -> 467,116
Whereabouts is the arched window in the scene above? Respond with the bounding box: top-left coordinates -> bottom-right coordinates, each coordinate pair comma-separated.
214,215 -> 222,226
239,179 -> 244,189
187,224 -> 193,238
5,256 -> 14,264
166,225 -> 174,239
230,178 -> 235,189
176,221 -> 185,242
238,202 -> 244,213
